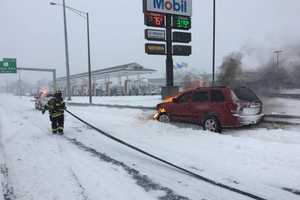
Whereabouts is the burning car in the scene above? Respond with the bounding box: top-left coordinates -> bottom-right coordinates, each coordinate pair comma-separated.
154,86 -> 264,133
34,88 -> 50,110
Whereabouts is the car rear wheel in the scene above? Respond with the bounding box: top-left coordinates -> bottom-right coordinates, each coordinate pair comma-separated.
203,117 -> 221,133
158,114 -> 170,123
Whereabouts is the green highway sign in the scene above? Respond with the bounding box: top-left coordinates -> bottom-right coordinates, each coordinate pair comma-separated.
0,58 -> 17,73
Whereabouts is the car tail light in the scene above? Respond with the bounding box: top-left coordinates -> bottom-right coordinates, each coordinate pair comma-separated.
227,102 -> 239,114
233,101 -> 261,116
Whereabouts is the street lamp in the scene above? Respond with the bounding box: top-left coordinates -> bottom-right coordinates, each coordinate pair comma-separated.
50,1 -> 93,104
50,0 -> 71,101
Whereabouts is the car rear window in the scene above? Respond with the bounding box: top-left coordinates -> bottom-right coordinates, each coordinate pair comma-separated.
233,87 -> 260,102
211,90 -> 225,102
192,91 -> 209,102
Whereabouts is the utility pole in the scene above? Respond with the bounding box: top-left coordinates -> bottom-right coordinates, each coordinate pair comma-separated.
274,50 -> 283,69
166,14 -> 174,87
212,0 -> 216,86
6,81 -> 8,93
62,0 -> 71,100
273,50 -> 283,90
18,72 -> 21,97
86,12 -> 92,104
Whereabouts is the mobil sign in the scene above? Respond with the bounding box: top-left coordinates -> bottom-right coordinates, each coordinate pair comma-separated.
144,0 -> 192,17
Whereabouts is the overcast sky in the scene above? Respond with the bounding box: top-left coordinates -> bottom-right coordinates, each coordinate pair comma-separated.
1,0 -> 300,85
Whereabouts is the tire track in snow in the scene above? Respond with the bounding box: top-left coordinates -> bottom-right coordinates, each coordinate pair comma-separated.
56,137 -> 90,200
282,187 -> 300,196
70,171 -> 89,200
25,109 -> 193,200
0,164 -> 15,200
15,106 -> 90,200
64,136 -> 194,200
0,107 -> 15,200
27,117 -> 91,200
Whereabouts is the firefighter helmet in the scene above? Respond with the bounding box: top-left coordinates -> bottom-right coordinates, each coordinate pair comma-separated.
54,90 -> 62,98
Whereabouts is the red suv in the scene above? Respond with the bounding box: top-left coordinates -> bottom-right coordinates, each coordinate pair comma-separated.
154,86 -> 264,132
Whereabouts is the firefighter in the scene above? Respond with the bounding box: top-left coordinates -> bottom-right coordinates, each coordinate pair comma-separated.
42,90 -> 66,135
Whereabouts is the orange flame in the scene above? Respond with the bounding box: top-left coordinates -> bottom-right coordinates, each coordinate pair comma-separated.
164,97 -> 174,103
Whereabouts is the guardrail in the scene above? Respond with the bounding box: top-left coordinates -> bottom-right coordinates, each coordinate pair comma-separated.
67,102 -> 155,110
269,93 -> 300,99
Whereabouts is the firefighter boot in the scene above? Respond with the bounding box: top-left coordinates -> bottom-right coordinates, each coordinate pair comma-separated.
58,127 -> 64,135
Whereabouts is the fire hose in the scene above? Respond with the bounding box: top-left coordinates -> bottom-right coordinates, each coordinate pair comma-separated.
65,109 -> 267,200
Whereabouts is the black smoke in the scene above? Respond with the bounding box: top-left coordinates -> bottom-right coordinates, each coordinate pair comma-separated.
217,52 -> 243,87
217,43 -> 300,93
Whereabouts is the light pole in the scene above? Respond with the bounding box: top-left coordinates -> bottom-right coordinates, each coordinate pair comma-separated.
18,72 -> 21,97
212,0 -> 216,86
273,50 -> 283,90
273,50 -> 283,69
50,2 -> 93,104
50,1 -> 71,100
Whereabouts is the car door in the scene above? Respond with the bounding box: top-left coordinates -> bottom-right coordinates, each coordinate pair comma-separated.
189,89 -> 210,123
210,89 -> 227,125
169,92 -> 193,122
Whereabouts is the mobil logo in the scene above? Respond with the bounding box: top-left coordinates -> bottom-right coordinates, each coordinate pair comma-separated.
154,0 -> 187,13
145,0 -> 192,16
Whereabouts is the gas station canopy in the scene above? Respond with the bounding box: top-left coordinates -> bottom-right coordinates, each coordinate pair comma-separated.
57,63 -> 156,82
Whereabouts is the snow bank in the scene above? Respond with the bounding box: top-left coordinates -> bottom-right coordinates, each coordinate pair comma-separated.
262,97 -> 300,115
70,96 -> 161,107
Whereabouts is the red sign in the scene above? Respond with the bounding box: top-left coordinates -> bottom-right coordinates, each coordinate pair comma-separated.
144,12 -> 165,28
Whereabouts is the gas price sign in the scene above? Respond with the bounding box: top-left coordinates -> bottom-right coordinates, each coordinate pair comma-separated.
173,31 -> 191,43
145,43 -> 166,55
145,29 -> 166,41
144,12 -> 165,28
172,15 -> 191,30
173,45 -> 191,56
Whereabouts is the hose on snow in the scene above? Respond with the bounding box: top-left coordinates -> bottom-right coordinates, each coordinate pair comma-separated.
65,109 -> 267,200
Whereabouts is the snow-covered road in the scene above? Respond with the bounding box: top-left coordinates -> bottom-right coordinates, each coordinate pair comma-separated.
0,94 -> 299,200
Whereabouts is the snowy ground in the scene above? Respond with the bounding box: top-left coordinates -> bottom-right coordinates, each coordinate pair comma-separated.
0,94 -> 300,200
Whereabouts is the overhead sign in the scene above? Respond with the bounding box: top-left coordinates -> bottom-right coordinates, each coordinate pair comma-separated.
144,12 -> 165,27
173,45 -> 191,56
0,58 -> 17,73
144,0 -> 192,17
173,31 -> 191,43
145,29 -> 166,41
145,43 -> 166,55
172,15 -> 191,30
